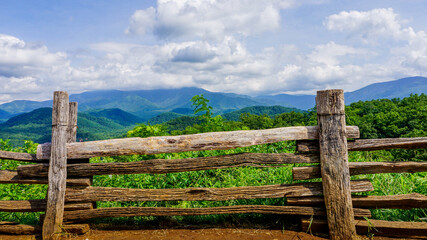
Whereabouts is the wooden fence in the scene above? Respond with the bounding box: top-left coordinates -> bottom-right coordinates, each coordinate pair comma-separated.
0,90 -> 426,239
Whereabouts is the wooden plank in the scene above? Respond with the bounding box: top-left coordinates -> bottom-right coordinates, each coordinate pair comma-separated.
292,161 -> 427,180
287,193 -> 427,209
0,150 -> 39,163
0,170 -> 90,186
0,199 -> 93,212
43,91 -> 69,240
18,153 -> 319,178
36,126 -> 360,160
62,205 -> 371,222
67,102 -> 78,143
65,180 -> 373,202
301,218 -> 427,239
0,223 -> 89,235
316,89 -> 357,239
297,137 -> 427,152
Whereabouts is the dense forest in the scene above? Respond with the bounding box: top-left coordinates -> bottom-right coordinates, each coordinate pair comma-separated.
0,93 -> 426,226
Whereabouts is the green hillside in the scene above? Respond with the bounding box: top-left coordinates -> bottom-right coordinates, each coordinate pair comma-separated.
0,108 -> 136,145
222,105 -> 304,121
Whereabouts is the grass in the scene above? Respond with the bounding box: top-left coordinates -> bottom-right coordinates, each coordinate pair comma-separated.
0,141 -> 426,226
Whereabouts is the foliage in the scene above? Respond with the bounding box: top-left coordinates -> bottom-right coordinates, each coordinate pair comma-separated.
1,93 -> 426,225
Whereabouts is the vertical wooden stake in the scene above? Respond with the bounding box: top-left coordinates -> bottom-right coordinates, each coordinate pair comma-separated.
67,102 -> 78,144
316,90 -> 357,240
43,91 -> 69,240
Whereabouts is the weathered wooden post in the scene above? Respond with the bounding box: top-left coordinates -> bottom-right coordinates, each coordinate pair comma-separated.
43,91 -> 69,240
316,89 -> 357,239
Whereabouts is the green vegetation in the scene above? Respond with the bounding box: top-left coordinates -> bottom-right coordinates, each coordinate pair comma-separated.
0,94 -> 426,227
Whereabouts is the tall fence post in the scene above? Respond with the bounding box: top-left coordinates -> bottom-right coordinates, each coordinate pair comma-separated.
316,89 -> 357,239
43,91 -> 69,240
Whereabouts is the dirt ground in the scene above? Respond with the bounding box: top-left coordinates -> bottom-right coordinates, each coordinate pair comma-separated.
0,227 -> 420,240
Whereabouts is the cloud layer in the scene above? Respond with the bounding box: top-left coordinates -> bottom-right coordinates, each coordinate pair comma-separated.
1,3 -> 427,104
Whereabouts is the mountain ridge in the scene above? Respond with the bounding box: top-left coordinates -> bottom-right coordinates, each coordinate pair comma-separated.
0,76 -> 425,121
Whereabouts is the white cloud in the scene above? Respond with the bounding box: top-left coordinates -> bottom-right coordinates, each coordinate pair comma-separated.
126,0 -> 294,40
325,8 -> 403,43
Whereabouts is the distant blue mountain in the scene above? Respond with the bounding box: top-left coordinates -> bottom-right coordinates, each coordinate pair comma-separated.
257,76 -> 427,109
0,77 -> 425,122
345,76 -> 427,103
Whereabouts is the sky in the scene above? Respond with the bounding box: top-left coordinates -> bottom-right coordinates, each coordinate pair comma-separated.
1,0 -> 427,104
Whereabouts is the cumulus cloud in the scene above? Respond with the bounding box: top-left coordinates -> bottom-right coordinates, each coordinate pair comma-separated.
125,0 -> 295,40
0,34 -> 71,103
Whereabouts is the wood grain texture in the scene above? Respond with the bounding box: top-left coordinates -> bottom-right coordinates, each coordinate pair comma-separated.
64,180 -> 373,202
43,91 -> 69,240
0,199 -> 93,212
287,193 -> 427,209
292,161 -> 427,180
0,170 -> 90,186
316,89 -> 357,239
62,205 -> 371,222
36,126 -> 360,160
18,153 -> 319,177
301,218 -> 427,239
0,223 -> 89,235
297,137 -> 427,152
67,102 -> 78,143
0,150 -> 39,162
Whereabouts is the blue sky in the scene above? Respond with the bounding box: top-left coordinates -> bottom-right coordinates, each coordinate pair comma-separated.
1,0 -> 426,103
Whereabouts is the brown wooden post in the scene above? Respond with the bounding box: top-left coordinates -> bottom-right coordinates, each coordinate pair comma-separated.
67,102 -> 78,144
43,91 -> 69,240
316,89 -> 357,239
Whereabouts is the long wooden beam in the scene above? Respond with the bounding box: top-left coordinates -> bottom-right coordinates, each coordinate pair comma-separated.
0,150 -> 39,162
0,199 -> 93,212
0,170 -> 90,186
287,193 -> 427,209
0,223 -> 89,235
64,180 -> 373,202
297,137 -> 427,152
301,218 -> 427,239
292,161 -> 427,180
62,205 -> 371,222
18,153 -> 319,178
36,126 -> 360,160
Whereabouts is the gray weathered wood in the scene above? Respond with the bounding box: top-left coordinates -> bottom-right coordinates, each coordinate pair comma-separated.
0,199 -> 93,212
301,218 -> 427,239
287,193 -> 427,209
297,137 -> 427,152
43,91 -> 69,240
67,102 -> 78,143
0,170 -> 90,186
62,205 -> 370,222
316,89 -> 357,239
18,153 -> 319,177
0,150 -> 39,162
36,126 -> 360,160
64,180 -> 373,202
293,161 -> 427,180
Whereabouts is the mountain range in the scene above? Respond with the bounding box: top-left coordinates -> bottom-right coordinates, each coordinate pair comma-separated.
0,76 -> 426,145
1,76 -> 425,121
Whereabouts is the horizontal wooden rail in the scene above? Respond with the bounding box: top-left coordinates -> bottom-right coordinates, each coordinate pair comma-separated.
0,170 -> 91,186
65,180 -> 373,202
292,161 -> 427,180
36,126 -> 360,160
302,218 -> 427,239
0,150 -> 39,162
297,137 -> 427,152
18,153 -> 319,177
0,199 -> 93,212
287,193 -> 427,209
0,223 -> 89,235
62,205 -> 371,222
